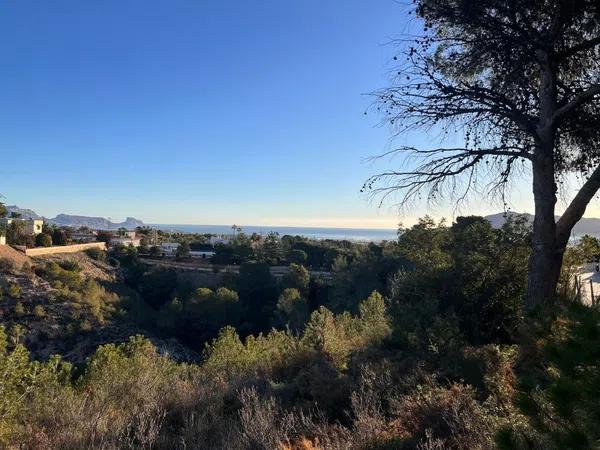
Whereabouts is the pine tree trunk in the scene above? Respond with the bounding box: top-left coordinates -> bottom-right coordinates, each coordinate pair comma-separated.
526,55 -> 564,312
526,149 -> 563,311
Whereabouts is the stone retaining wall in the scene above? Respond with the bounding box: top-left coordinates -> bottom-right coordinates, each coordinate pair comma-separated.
24,242 -> 106,256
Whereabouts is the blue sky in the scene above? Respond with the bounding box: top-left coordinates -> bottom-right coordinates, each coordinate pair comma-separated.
0,0 -> 544,227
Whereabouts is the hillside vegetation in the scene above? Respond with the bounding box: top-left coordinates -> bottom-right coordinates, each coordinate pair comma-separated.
0,216 -> 598,449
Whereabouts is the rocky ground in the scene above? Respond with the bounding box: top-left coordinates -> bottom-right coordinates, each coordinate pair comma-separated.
35,251 -> 118,283
0,244 -> 31,267
0,247 -> 200,364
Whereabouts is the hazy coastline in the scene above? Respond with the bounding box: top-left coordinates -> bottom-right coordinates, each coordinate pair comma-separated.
150,224 -> 398,242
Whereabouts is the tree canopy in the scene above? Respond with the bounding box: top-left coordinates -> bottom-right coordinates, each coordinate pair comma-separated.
366,0 -> 600,309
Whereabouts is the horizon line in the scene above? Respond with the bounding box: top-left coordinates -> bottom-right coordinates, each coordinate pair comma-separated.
147,222 -> 398,231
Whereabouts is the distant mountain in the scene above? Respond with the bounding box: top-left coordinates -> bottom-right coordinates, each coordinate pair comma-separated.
485,212 -> 600,237
51,214 -> 144,230
6,205 -> 42,220
484,212 -> 534,228
4,205 -> 143,230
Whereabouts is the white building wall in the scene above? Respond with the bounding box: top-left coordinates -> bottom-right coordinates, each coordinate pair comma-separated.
26,220 -> 44,235
0,218 -> 44,235
110,237 -> 141,247
160,243 -> 180,254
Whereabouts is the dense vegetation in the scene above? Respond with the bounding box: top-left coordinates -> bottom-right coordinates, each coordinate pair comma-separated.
2,214 -> 599,449
2,0 -> 599,447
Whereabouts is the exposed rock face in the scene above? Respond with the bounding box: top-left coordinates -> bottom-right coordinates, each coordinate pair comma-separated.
5,205 -> 42,219
51,214 -> 144,230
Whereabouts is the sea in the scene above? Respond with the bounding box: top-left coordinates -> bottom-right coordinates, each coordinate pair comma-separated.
149,224 -> 398,242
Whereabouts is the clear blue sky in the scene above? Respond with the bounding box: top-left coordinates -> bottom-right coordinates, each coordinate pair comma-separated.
0,0 -> 540,227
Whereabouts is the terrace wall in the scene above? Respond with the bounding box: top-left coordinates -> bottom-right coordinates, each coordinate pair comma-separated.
24,242 -> 106,256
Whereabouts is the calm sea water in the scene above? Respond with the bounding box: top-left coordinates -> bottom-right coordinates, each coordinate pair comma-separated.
150,224 -> 397,242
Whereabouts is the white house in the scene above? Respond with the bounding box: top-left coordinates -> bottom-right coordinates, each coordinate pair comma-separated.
0,218 -> 44,235
71,230 -> 98,243
158,243 -> 214,258
190,250 -> 215,259
159,242 -> 180,255
110,236 -> 142,247
209,235 -> 232,246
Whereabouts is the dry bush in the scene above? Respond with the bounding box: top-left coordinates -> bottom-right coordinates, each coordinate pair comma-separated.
329,365 -> 403,449
238,387 -> 295,449
393,381 -> 496,450
21,375 -> 169,450
0,257 -> 16,273
172,377 -> 244,450
416,430 -> 445,450
18,336 -> 186,450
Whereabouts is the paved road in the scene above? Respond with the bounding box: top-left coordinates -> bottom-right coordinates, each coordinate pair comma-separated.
139,258 -> 333,279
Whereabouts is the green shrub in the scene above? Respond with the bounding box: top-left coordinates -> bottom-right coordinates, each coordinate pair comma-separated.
204,290 -> 391,378
58,260 -> 81,272
85,247 -> 106,261
4,336 -> 181,449
302,291 -> 391,369
502,303 -> 600,449
358,291 -> 391,344
186,287 -> 241,332
35,233 -> 52,247
0,257 -> 15,272
8,283 -> 22,299
37,261 -> 119,323
14,302 -> 26,316
21,262 -> 33,274
0,340 -> 71,446
33,305 -> 46,318
275,288 -> 309,333
0,326 -> 6,355
288,249 -> 308,265
202,326 -> 300,380
79,319 -> 93,332
281,263 -> 310,294
107,257 -> 120,268
40,262 -> 82,290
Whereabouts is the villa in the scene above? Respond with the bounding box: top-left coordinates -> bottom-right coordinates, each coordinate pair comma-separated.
159,242 -> 180,255
0,218 -> 44,235
157,242 -> 215,259
209,235 -> 232,245
71,230 -> 98,243
110,236 -> 142,247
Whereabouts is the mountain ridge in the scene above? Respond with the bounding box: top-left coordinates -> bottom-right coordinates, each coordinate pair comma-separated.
6,205 -> 600,235
484,212 -> 600,236
5,205 -> 144,230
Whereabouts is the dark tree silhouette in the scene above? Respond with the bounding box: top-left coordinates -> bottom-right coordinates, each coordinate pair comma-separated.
366,0 -> 600,310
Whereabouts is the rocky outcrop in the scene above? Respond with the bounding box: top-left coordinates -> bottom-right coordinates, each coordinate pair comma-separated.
51,214 -> 144,230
